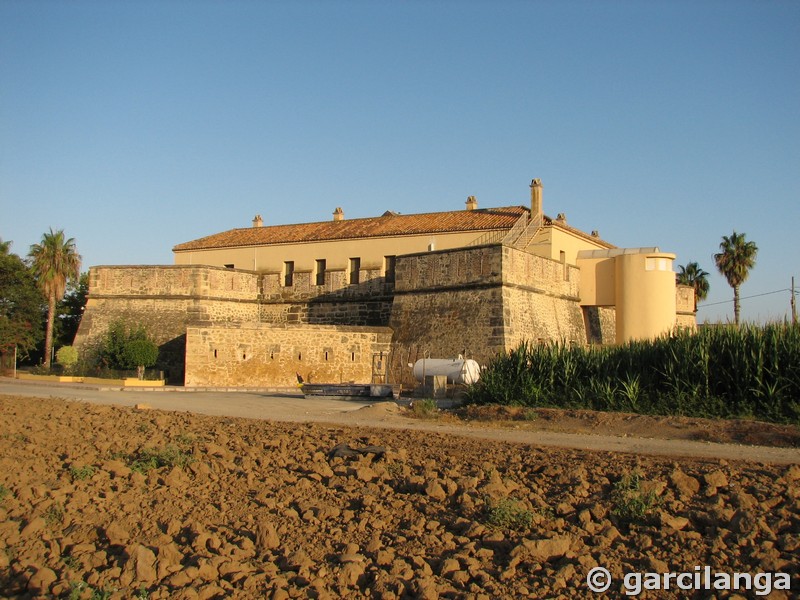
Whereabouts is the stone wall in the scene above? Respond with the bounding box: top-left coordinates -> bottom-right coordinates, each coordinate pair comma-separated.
582,306 -> 617,345
74,266 -> 261,384
89,264 -> 260,300
389,246 -> 589,374
675,285 -> 697,331
393,245 -> 502,292
501,247 -> 587,347
74,297 -> 195,383
185,323 -> 393,387
389,246 -> 506,377
258,270 -> 394,326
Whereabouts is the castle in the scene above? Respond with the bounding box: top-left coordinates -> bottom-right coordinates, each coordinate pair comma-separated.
73,180 -> 695,387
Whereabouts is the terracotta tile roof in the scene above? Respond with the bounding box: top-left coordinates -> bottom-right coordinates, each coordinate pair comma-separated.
173,206 -> 530,252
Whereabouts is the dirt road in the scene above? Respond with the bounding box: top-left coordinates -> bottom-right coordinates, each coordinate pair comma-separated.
2,378 -> 798,465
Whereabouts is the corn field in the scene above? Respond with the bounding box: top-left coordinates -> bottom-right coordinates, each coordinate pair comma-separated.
466,323 -> 800,424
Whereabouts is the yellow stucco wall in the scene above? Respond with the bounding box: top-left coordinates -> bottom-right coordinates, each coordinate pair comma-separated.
526,225 -> 609,265
577,255 -> 617,306
615,252 -> 677,343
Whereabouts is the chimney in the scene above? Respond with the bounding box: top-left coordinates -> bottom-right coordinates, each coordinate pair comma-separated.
252,214 -> 263,228
530,178 -> 543,223
333,207 -> 344,222
465,195 -> 478,211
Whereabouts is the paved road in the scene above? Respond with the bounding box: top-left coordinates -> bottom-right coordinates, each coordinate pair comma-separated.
2,378 -> 799,465
0,378 -> 368,422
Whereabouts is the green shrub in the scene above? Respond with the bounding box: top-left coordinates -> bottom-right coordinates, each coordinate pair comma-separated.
484,496 -> 534,531
129,445 -> 193,473
61,554 -> 80,570
43,502 -> 65,527
411,398 -> 438,419
56,346 -> 79,372
69,465 -> 96,481
611,471 -> 660,523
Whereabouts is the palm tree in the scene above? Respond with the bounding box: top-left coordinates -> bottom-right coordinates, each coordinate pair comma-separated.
28,229 -> 81,367
676,262 -> 710,312
713,231 -> 758,325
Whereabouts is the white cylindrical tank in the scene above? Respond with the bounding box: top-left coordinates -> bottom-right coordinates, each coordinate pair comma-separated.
412,358 -> 481,385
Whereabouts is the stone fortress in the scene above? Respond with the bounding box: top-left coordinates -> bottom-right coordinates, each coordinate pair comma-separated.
73,180 -> 696,387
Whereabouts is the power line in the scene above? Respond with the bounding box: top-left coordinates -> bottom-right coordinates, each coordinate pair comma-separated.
697,288 -> 794,310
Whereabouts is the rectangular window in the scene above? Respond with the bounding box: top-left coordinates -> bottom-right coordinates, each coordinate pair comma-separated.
349,257 -> 361,285
646,257 -> 671,271
315,259 -> 326,286
384,255 -> 396,283
224,264 -> 234,269
283,261 -> 294,287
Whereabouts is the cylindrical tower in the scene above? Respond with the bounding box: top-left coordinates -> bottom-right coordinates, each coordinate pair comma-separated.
615,252 -> 677,343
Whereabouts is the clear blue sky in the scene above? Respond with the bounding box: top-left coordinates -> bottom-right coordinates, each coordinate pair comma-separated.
2,0 -> 798,323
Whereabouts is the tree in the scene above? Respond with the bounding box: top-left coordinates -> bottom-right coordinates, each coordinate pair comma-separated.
0,243 -> 45,357
98,320 -> 158,379
56,272 -> 89,348
28,229 -> 82,368
122,338 -> 159,380
676,262 -> 710,313
713,231 -> 758,325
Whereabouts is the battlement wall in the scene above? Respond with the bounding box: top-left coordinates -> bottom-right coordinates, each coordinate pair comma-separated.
394,245 -> 502,292
389,245 -> 586,373
88,265 -> 260,301
74,266 -> 262,384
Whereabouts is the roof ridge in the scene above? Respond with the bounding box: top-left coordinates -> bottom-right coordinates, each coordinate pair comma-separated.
234,204 -> 528,230
173,205 -> 529,252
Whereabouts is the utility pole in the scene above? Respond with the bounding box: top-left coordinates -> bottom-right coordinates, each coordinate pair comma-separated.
792,276 -> 797,325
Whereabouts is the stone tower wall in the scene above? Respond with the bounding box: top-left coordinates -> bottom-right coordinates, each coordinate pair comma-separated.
387,245 -> 592,383
501,246 -> 587,347
73,266 -> 261,384
389,246 -> 506,375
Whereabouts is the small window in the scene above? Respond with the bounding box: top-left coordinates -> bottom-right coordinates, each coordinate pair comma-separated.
349,257 -> 361,285
284,261 -> 294,287
224,264 -> 234,269
384,255 -> 396,283
315,259 -> 326,286
646,257 -> 672,272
